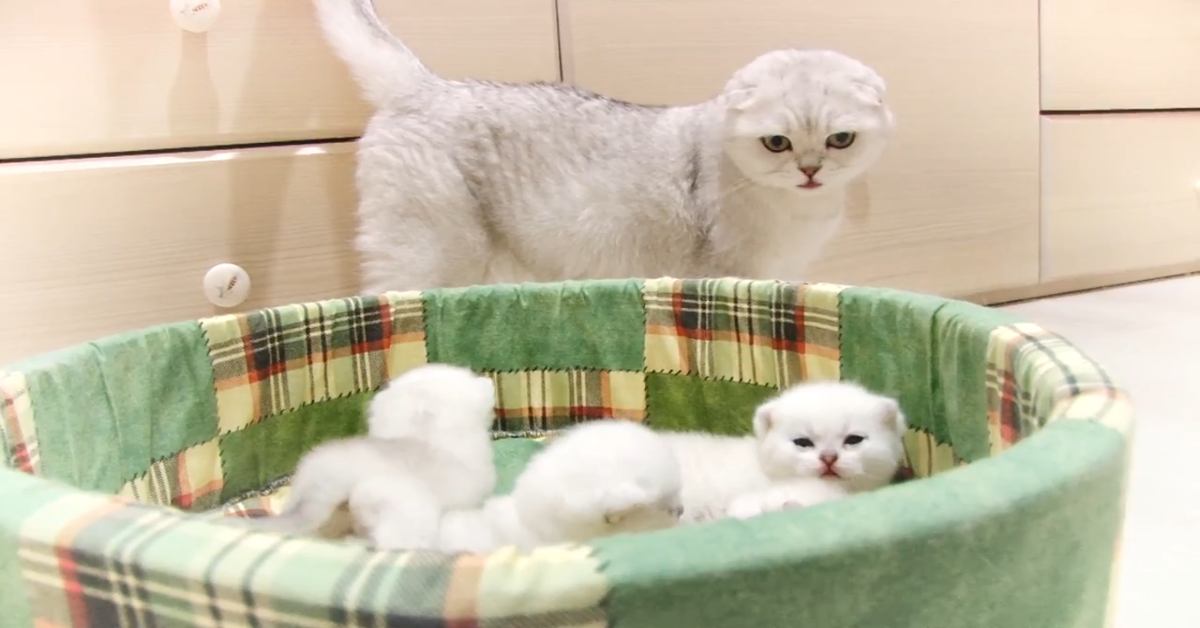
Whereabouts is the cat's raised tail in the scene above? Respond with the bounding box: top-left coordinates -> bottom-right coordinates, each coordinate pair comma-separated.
312,0 -> 435,107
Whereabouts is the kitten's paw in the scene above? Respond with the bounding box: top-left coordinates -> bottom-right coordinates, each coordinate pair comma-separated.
726,491 -> 807,520
725,496 -> 767,520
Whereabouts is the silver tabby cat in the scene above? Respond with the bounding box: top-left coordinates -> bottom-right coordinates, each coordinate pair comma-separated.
314,0 -> 895,292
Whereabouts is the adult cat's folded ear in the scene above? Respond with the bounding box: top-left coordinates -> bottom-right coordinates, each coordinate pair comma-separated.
722,88 -> 760,112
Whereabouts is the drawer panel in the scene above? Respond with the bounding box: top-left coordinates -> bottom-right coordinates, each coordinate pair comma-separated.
1041,0 -> 1200,110
559,0 -> 1040,296
0,142 -> 360,365
1042,114 -> 1200,282
0,0 -> 559,159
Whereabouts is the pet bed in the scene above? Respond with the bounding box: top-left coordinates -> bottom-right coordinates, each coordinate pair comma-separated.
0,278 -> 1132,627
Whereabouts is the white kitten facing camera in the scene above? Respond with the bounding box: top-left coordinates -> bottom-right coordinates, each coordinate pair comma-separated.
663,381 -> 907,523
754,381 -> 907,494
313,0 -> 893,292
436,419 -> 685,554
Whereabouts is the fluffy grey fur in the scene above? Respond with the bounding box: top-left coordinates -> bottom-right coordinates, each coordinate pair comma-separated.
314,0 -> 895,292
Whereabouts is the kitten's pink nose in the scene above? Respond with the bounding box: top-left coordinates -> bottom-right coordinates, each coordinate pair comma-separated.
800,166 -> 822,178
819,452 -> 839,466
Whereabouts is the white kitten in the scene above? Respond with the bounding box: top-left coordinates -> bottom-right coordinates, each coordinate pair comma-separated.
312,0 -> 893,292
434,419 -> 684,554
254,364 -> 497,550
662,381 -> 907,523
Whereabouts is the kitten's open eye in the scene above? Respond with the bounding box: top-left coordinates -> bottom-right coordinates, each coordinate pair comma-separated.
792,437 -> 815,448
826,132 -> 856,149
844,434 -> 866,445
761,135 -> 793,153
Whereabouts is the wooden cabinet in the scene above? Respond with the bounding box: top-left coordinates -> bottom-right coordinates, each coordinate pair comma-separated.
559,0 -> 1041,297
1042,0 -> 1200,111
0,0 -> 560,158
1042,114 -> 1200,285
11,0 -> 1199,362
0,143 -> 359,365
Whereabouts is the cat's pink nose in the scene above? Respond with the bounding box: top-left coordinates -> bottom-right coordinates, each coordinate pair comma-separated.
800,166 -> 822,178
819,452 -> 839,466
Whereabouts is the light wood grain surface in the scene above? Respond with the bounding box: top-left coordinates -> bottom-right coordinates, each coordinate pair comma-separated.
1041,0 -> 1200,111
0,0 -> 560,159
1042,113 -> 1200,283
0,142 -> 360,365
559,0 -> 1041,296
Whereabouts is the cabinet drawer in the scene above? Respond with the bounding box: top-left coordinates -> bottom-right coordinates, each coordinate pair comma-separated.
0,143 -> 359,365
0,0 -> 559,159
1042,114 -> 1200,283
1041,0 -> 1200,110
559,0 -> 1040,296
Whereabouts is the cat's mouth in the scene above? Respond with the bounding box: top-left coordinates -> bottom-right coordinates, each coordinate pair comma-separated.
820,469 -> 840,478
798,181 -> 823,190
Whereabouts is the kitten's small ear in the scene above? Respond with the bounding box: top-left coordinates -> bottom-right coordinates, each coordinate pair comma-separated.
752,404 -> 775,439
880,398 -> 906,432
855,77 -> 887,107
597,483 -> 652,521
722,88 -> 759,112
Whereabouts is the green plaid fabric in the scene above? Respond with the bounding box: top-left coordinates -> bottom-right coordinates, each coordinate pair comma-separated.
0,278 -> 1132,628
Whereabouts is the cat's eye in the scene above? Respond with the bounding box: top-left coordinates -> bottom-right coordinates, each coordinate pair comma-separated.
761,135 -> 793,153
844,434 -> 866,445
792,437 -> 815,448
826,132 -> 856,149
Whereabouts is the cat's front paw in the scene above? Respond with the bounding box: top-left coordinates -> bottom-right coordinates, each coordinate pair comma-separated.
725,496 -> 766,520
726,491 -> 806,520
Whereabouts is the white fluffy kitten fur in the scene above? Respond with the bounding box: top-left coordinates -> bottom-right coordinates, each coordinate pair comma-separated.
662,381 -> 907,523
434,420 -> 684,554
255,364 -> 498,550
313,0 -> 894,293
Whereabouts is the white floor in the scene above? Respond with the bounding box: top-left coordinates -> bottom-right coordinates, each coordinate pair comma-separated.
1001,275 -> 1200,628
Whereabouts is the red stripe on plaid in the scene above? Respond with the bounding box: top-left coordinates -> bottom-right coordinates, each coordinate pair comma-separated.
2,381 -> 34,474
171,450 -> 217,510
443,553 -> 487,626
778,304 -> 808,354
999,375 -> 1020,444
494,404 -> 617,421
11,443 -> 34,474
49,501 -> 125,628
671,291 -> 713,341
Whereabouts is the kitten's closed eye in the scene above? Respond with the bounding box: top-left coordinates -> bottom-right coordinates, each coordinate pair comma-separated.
792,437 -> 814,448
843,434 -> 865,445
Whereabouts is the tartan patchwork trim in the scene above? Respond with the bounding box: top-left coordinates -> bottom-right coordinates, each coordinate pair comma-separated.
13,490 -> 609,627
643,278 -> 843,387
1050,390 -> 1134,436
491,370 -> 646,432
200,292 -> 427,435
902,428 -> 960,479
471,544 -> 608,624
118,440 -> 224,512
0,371 -> 38,473
986,323 -> 1125,454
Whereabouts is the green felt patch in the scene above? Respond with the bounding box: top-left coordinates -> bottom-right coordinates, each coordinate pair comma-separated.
20,344 -> 122,492
218,393 -> 371,501
422,279 -> 646,372
645,372 -> 777,436
491,438 -> 546,496
838,288 -> 1017,463
94,323 -> 220,481
21,322 -> 216,493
